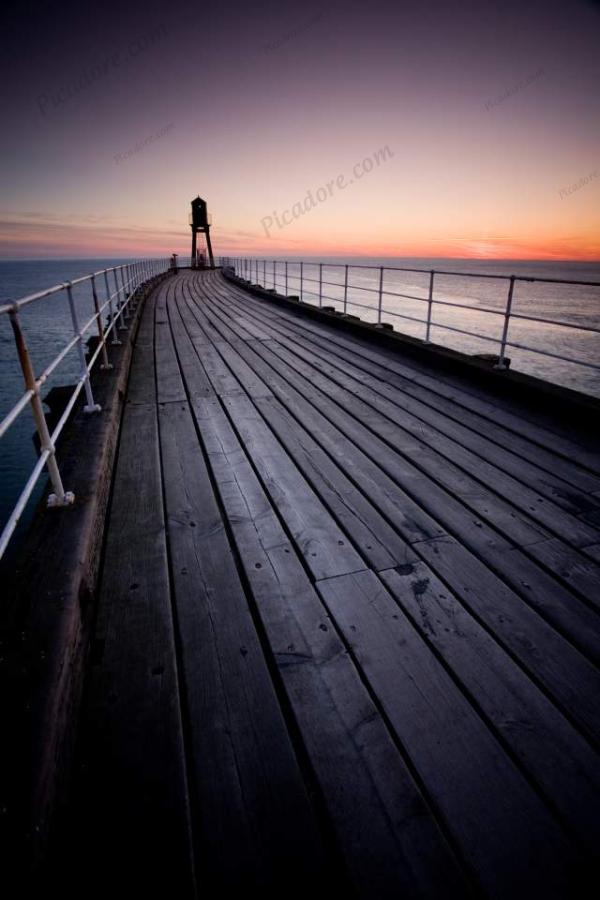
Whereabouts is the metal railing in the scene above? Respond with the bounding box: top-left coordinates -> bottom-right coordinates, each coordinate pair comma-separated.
0,258 -> 170,560
221,256 -> 600,381
170,255 -> 216,269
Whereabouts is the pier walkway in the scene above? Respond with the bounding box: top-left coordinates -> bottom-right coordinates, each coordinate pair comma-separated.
58,268 -> 600,897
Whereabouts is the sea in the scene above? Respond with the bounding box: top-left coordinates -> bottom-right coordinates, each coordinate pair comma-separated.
1,256 -> 599,560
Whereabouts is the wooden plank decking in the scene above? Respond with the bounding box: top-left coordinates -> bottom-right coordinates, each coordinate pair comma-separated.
59,269 -> 600,898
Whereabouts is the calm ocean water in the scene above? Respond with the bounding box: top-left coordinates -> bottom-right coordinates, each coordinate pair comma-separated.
1,256 -> 599,558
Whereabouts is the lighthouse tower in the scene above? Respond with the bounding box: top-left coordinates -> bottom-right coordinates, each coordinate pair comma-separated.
189,196 -> 215,268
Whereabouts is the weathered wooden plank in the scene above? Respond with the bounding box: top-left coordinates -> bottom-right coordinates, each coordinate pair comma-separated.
231,338 -> 599,651
316,569 -> 583,899
225,315 -> 598,550
152,296 -> 334,891
414,535 -> 600,742
379,561 -> 600,852
216,272 -> 600,473
184,391 -> 468,897
161,292 -> 462,896
253,395 -> 413,571
189,284 -> 600,737
164,282 -> 214,398
265,330 -> 600,544
175,288 -> 368,579
215,290 -> 600,517
211,274 -> 600,489
194,291 -> 600,665
528,535 -> 600,608
221,392 -> 367,580
126,287 -> 161,405
178,284 -> 274,398
186,289 -> 600,853
155,277 -> 187,403
69,390 -> 195,895
158,398 -> 329,894
185,300 -> 415,569
253,337 -> 600,605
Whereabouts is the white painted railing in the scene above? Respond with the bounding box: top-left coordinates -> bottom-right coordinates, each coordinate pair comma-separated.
221,257 -> 600,379
0,258 -> 170,560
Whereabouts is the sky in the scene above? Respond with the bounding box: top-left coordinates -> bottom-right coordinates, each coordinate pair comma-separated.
1,0 -> 599,260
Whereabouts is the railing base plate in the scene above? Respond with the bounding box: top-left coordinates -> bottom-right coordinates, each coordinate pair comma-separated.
47,491 -> 75,508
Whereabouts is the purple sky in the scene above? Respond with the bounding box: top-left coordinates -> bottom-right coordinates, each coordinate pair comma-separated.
1,0 -> 599,258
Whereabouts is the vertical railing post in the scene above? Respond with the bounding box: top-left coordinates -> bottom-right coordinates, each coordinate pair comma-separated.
126,265 -> 133,311
91,275 -> 112,370
319,263 -> 323,306
104,270 -> 121,345
300,261 -> 303,301
8,308 -> 74,508
263,259 -> 266,286
495,275 -> 515,369
113,270 -> 127,330
273,259 -> 276,290
121,267 -> 131,320
285,260 -> 288,296
377,266 -> 384,324
66,282 -> 101,413
343,264 -> 349,314
425,270 -> 435,343
118,268 -> 128,321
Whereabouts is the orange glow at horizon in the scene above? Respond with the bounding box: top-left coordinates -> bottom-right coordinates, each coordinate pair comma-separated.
2,0 -> 599,264
1,204 -> 599,261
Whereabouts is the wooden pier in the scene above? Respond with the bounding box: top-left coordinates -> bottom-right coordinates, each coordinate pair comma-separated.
10,268 -> 600,896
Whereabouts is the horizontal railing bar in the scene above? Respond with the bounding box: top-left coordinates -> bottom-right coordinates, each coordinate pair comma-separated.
268,270 -> 600,335
49,379 -> 87,445
415,319 -> 497,344
0,389 -> 35,439
505,339 -> 600,370
378,307 -> 429,326
34,333 -> 81,389
0,283 -> 65,315
425,297 -> 505,316
0,258 -> 166,315
236,258 -> 600,287
508,311 -> 600,334
379,288 -> 429,303
0,450 -> 50,560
